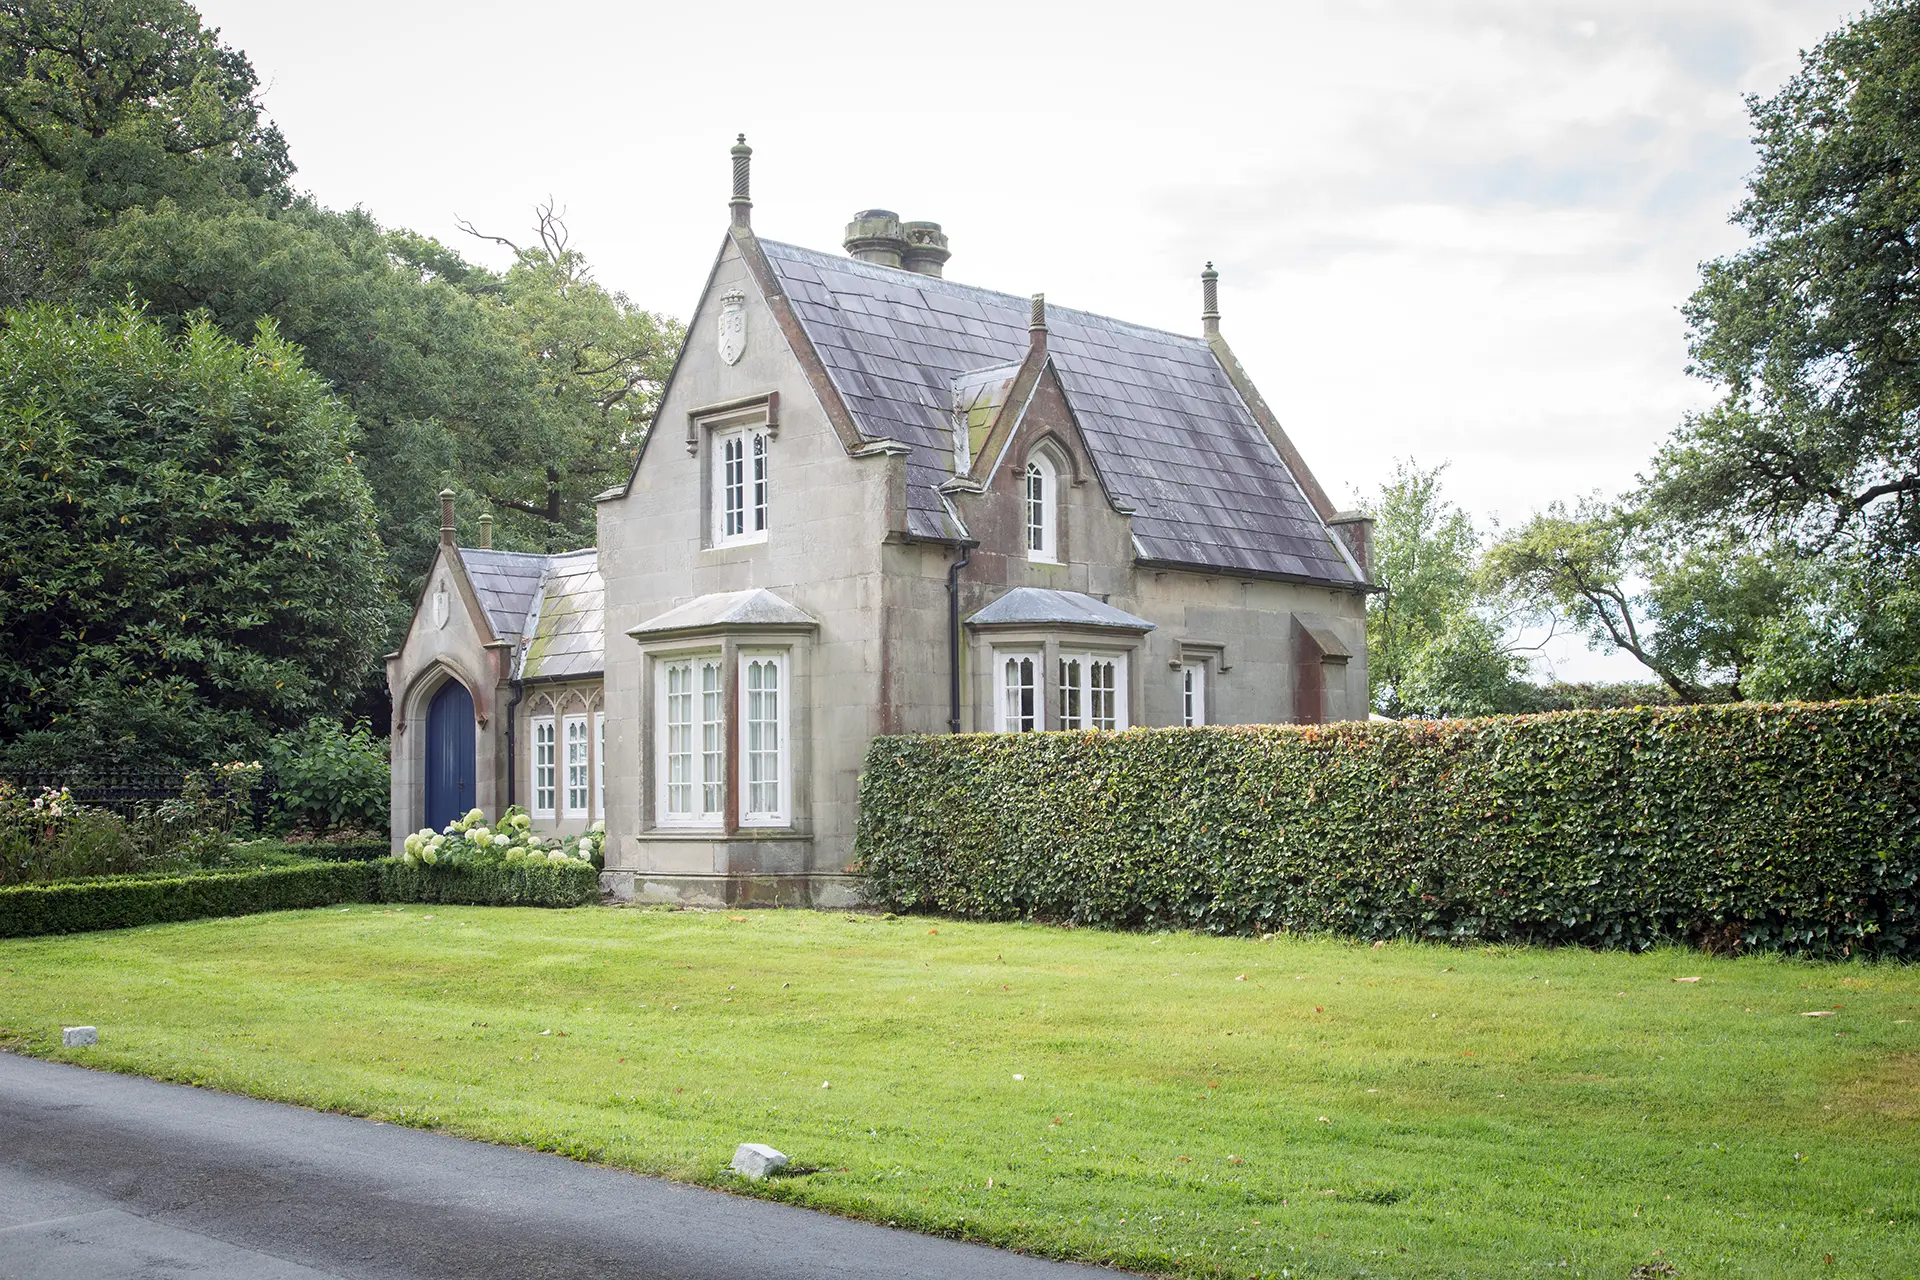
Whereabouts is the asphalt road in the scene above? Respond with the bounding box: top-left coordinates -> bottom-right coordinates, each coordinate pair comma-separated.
0,1053 -> 1108,1279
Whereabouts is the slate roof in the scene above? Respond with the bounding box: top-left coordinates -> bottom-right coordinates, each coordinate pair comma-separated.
458,549 -> 550,640
627,589 -> 819,639
456,547 -> 603,679
759,240 -> 1360,586
966,588 -> 1155,633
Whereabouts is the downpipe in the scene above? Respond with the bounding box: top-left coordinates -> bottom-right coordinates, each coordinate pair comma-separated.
946,542 -> 972,733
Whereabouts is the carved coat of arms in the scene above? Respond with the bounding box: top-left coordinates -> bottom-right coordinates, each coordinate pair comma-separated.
718,289 -> 747,365
432,583 -> 450,629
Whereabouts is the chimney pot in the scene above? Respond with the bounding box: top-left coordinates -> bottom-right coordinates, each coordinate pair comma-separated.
1201,261 -> 1220,337
729,134 -> 753,229
844,209 -> 907,268
900,220 -> 951,277
439,488 -> 456,547
477,511 -> 494,549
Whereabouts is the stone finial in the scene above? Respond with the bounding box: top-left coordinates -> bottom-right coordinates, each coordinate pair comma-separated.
477,511 -> 494,549
439,488 -> 456,547
1201,261 -> 1220,337
1030,293 -> 1047,332
730,134 -> 753,229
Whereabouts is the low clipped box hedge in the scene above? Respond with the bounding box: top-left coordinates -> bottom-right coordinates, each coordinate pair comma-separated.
854,696 -> 1920,957
375,858 -> 600,908
0,861 -> 378,938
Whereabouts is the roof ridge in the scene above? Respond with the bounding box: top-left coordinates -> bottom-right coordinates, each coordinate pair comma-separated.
759,239 -> 1210,348
458,546 -> 597,560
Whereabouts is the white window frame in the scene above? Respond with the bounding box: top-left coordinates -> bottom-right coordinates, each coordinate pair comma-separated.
1181,662 -> 1207,727
1024,454 -> 1057,563
996,650 -> 1041,733
712,424 -> 770,548
593,711 -> 606,819
562,713 -> 590,819
739,651 -> 790,826
656,653 -> 725,828
1058,652 -> 1129,731
531,715 -> 556,819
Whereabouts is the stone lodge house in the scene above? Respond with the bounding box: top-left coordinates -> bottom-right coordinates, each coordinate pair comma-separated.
387,137 -> 1374,906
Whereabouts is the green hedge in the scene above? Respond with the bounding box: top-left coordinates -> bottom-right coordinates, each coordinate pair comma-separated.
241,838 -> 390,863
374,858 -> 601,907
0,854 -> 602,937
0,861 -> 377,938
854,697 -> 1920,957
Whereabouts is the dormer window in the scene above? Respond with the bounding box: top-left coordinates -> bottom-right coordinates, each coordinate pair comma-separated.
1025,453 -> 1057,562
713,424 -> 770,547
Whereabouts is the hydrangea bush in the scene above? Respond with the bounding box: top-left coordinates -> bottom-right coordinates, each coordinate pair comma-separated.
400,806 -> 603,871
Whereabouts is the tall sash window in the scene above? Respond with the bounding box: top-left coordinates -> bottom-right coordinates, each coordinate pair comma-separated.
741,654 -> 788,824
659,656 -> 724,826
531,716 -> 556,818
713,425 -> 771,546
563,715 -> 590,817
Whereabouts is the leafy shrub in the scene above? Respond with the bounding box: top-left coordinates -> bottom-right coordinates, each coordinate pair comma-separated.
240,837 -> 389,863
0,305 -> 387,772
387,806 -> 601,906
266,719 -> 389,835
399,806 -> 601,871
855,696 -> 1920,957
0,862 -> 378,937
0,784 -> 147,884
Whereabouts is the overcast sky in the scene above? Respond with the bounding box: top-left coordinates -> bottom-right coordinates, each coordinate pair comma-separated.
202,0 -> 1859,679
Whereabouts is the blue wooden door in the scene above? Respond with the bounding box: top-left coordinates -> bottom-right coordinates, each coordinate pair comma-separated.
424,681 -> 476,832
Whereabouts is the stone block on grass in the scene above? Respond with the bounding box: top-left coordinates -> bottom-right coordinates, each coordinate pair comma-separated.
62,1026 -> 97,1047
730,1142 -> 789,1180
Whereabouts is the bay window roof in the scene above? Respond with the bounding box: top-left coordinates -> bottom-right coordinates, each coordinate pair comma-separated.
965,588 -> 1155,633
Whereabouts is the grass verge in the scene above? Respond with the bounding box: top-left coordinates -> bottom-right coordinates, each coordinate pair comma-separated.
1,907 -> 1916,1278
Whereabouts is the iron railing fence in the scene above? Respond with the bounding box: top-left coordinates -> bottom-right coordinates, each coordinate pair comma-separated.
1,769 -> 279,820
3,769 -> 189,817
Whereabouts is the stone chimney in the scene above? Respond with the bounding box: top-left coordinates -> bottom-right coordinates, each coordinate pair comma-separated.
900,221 -> 950,277
439,488 -> 456,547
1028,292 -> 1047,354
844,210 -> 907,267
477,511 -> 494,549
729,134 -> 752,229
1329,510 -> 1376,582
1201,261 -> 1220,337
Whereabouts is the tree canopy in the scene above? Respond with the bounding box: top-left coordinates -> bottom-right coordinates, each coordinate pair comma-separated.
0,304 -> 386,769
1486,1 -> 1920,703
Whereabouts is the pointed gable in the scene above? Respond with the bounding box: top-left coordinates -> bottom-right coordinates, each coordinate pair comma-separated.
757,240 -> 1359,586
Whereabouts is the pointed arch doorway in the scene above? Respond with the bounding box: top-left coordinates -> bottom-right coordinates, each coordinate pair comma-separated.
424,680 -> 476,832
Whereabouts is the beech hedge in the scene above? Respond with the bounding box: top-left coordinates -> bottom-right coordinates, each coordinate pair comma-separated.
0,862 -> 376,938
854,697 -> 1920,957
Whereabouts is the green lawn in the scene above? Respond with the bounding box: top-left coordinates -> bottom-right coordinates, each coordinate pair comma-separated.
2,907 -> 1916,1278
